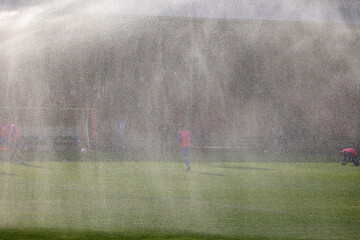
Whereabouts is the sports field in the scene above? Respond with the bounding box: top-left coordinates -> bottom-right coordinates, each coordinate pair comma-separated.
0,151 -> 359,239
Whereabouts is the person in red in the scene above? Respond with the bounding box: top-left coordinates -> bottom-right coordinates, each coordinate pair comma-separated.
341,148 -> 359,166
177,123 -> 194,172
9,118 -> 23,164
0,117 -> 9,150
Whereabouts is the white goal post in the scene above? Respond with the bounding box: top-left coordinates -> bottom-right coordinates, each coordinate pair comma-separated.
0,107 -> 97,150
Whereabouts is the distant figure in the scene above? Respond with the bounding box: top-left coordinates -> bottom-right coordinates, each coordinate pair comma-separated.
158,122 -> 170,153
264,124 -> 277,152
295,127 -> 304,141
276,126 -> 287,152
9,119 -> 23,164
102,121 -> 112,151
200,128 -> 205,146
341,148 -> 359,166
116,120 -> 127,153
0,117 -> 9,150
177,123 -> 194,172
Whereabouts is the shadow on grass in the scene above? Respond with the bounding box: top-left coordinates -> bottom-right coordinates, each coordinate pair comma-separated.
191,171 -> 226,176
0,172 -> 18,176
216,166 -> 275,171
22,163 -> 49,169
0,228 -> 283,240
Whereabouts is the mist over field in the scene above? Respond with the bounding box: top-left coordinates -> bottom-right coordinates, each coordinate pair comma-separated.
1,1 -> 360,240
0,0 -> 360,146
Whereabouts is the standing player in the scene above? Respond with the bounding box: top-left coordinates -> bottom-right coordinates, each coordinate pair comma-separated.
158,122 -> 170,153
0,117 -> 9,150
8,119 -> 23,164
340,148 -> 359,166
115,120 -> 126,153
177,123 -> 194,172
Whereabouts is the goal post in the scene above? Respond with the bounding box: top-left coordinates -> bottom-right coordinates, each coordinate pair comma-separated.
0,107 -> 97,150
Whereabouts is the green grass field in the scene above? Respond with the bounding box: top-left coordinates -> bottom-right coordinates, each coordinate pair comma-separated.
0,151 -> 359,239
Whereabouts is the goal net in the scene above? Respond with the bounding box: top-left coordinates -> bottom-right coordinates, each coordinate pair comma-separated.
0,107 -> 97,151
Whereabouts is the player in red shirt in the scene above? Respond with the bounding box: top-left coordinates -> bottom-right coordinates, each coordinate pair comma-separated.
177,123 -> 194,172
341,148 -> 359,166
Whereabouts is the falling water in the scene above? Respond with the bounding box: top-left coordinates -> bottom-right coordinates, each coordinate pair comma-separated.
0,0 -> 360,238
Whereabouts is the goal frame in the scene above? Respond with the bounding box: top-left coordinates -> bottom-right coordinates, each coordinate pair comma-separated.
0,107 -> 97,150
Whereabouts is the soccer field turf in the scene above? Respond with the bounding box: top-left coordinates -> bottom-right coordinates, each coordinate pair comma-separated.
0,152 -> 359,239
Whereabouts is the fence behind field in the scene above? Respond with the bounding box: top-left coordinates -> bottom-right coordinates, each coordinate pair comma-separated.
14,122 -> 358,153
195,138 -> 355,153
100,136 -> 355,154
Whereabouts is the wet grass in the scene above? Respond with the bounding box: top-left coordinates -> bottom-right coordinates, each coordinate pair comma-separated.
0,151 -> 359,239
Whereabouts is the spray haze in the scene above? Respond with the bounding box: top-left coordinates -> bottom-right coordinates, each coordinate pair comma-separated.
0,1 -> 360,239
0,0 -> 359,143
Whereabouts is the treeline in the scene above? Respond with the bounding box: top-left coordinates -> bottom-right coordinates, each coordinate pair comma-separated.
1,12 -> 360,140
